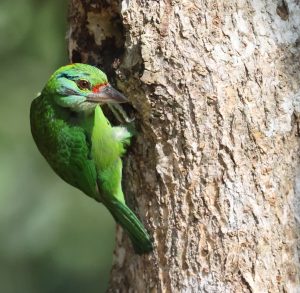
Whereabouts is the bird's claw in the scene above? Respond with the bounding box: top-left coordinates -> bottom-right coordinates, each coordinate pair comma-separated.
108,104 -> 135,124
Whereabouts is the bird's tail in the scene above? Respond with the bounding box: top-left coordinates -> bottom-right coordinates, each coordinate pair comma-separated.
104,199 -> 153,254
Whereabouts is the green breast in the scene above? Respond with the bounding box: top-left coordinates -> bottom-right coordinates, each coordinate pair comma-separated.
91,105 -> 123,170
90,105 -> 125,202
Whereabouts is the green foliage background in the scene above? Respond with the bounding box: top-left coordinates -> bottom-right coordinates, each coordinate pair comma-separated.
0,1 -> 115,292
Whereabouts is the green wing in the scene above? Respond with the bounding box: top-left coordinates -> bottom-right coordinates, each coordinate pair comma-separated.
51,125 -> 98,199
30,98 -> 98,200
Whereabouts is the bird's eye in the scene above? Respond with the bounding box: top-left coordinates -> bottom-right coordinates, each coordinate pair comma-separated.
76,79 -> 91,90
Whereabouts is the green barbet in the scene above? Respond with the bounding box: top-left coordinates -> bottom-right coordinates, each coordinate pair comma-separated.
30,63 -> 152,254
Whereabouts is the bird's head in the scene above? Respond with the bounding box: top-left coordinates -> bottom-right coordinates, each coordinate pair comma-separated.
43,63 -> 127,112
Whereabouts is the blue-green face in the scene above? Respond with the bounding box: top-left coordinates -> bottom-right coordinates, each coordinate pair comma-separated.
44,63 -> 127,112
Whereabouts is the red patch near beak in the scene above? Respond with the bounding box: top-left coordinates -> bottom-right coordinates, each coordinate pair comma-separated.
92,83 -> 108,93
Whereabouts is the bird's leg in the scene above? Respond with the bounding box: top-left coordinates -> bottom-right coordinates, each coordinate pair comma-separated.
108,104 -> 134,124
107,104 -> 123,123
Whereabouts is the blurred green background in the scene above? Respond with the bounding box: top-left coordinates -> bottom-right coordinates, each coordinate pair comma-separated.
0,0 -> 115,292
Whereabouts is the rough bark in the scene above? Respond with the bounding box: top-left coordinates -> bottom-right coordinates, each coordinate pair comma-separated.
68,0 -> 300,292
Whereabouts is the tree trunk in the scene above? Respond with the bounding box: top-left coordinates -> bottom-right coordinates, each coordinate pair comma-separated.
68,0 -> 300,291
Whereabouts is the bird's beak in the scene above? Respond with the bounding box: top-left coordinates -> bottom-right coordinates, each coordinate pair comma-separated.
87,84 -> 128,104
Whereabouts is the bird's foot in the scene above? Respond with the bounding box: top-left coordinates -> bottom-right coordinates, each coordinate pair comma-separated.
108,103 -> 135,124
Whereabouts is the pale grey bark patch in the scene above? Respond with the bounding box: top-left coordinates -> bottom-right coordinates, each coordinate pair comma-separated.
68,0 -> 300,292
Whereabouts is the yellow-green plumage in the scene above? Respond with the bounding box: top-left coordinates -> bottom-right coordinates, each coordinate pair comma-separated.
92,106 -> 125,202
30,64 -> 152,254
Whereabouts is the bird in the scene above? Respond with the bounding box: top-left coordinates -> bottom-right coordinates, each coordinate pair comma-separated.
30,63 -> 153,254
